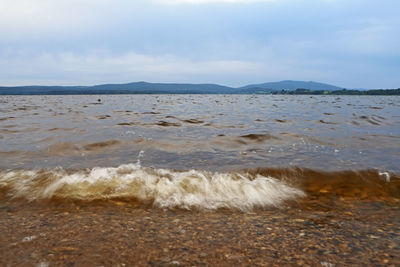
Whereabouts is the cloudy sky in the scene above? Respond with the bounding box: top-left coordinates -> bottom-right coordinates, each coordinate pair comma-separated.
0,0 -> 399,88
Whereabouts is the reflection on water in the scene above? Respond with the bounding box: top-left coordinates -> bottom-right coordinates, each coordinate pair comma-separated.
0,94 -> 399,172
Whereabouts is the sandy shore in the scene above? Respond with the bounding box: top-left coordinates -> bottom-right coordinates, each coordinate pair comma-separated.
0,196 -> 399,266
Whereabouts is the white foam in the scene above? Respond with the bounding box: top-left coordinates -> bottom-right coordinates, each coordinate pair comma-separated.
0,163 -> 305,211
378,171 -> 391,182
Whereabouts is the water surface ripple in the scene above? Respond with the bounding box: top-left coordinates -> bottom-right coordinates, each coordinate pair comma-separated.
1,95 -> 399,172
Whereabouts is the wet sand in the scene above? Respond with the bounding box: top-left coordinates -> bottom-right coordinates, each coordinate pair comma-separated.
1,196 -> 399,266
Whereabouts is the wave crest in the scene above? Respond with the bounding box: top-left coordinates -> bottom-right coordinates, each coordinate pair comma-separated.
0,164 -> 305,211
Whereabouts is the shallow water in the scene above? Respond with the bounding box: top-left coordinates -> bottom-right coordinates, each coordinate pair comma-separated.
0,94 -> 399,209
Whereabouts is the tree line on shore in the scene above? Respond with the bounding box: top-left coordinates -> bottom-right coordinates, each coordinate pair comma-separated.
270,88 -> 400,95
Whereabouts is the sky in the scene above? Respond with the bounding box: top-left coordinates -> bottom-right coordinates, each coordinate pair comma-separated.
0,0 -> 399,88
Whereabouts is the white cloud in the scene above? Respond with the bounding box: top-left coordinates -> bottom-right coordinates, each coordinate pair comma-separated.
1,46 -> 397,88
0,50 -> 261,86
0,47 -> 349,87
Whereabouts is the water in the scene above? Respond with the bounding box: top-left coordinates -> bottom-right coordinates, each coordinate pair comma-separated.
1,94 -> 399,266
0,94 -> 399,209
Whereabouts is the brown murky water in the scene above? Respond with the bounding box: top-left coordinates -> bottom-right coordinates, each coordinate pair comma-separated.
0,95 -> 399,266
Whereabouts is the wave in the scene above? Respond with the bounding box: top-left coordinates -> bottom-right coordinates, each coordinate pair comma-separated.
1,164 -> 398,211
0,163 -> 304,211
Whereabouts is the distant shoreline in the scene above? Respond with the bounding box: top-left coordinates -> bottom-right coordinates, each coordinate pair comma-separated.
0,80 -> 399,95
0,89 -> 399,95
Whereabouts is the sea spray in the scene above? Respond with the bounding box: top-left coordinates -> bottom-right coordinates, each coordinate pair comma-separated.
0,163 -> 304,211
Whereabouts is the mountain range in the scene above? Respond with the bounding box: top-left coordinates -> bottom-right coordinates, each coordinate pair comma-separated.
0,80 -> 350,95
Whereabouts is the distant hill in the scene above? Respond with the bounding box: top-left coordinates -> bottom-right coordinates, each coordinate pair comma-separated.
0,82 -> 234,95
0,80 -> 366,95
88,82 -> 234,94
239,80 -> 345,92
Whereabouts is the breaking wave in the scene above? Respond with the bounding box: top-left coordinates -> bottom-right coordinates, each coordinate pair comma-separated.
0,163 -> 305,211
